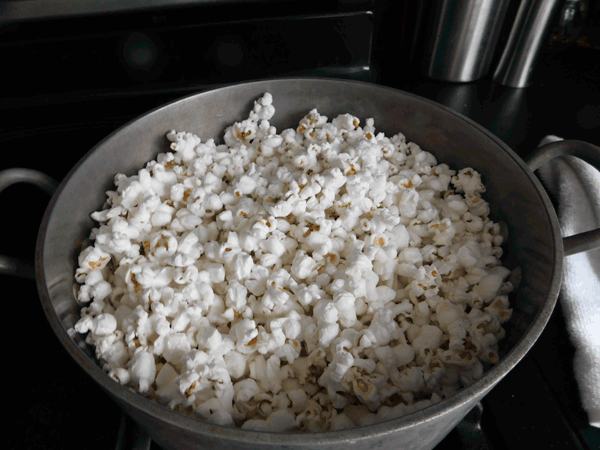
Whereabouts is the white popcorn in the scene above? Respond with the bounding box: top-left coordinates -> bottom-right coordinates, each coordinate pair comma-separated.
398,366 -> 425,393
295,283 -> 324,308
473,273 -> 505,303
231,319 -> 259,346
393,343 -> 416,366
75,246 -> 111,283
93,313 -> 117,336
163,333 -> 192,367
411,324 -> 443,359
196,325 -> 222,351
73,93 -> 517,431
195,398 -> 235,426
290,251 -> 317,280
76,269 -> 112,304
224,351 -> 247,380
243,409 -> 298,432
226,281 -> 248,311
129,350 -> 156,393
333,291 -> 357,328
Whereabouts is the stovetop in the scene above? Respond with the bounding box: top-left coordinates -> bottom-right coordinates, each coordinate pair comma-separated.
3,1 -> 600,449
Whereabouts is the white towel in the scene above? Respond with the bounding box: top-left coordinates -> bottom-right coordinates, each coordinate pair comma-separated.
536,135 -> 600,428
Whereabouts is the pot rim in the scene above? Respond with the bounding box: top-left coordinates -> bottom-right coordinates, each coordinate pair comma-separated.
34,76 -> 564,444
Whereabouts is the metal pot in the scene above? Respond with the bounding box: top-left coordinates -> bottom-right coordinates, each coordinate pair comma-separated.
2,78 -> 599,450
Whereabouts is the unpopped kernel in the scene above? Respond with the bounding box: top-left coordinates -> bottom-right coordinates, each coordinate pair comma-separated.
71,93 -> 516,431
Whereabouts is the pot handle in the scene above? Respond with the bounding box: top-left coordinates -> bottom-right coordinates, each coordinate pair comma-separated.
0,168 -> 58,279
526,139 -> 600,256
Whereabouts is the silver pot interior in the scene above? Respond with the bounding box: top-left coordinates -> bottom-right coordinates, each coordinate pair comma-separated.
36,78 -> 562,450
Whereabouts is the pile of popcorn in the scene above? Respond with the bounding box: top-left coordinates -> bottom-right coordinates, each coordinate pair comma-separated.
71,93 -> 516,432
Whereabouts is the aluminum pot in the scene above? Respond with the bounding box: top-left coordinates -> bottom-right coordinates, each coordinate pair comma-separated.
2,78 -> 599,450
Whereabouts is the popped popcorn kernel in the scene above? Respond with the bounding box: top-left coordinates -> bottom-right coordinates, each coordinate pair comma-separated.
72,93 -> 516,432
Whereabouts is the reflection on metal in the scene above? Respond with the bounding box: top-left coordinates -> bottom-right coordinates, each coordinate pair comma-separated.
0,0 -> 265,23
454,402 -> 491,450
489,87 -> 527,140
419,0 -> 510,82
436,84 -> 478,117
493,0 -> 562,88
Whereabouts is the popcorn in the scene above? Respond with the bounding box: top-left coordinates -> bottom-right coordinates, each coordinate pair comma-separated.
76,269 -> 112,304
163,333 -> 192,367
93,313 -> 117,336
129,350 -> 157,393
290,251 -> 317,280
411,324 -> 443,359
75,246 -> 111,283
72,93 -> 517,431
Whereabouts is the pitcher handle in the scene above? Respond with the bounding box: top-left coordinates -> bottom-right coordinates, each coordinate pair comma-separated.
0,168 -> 58,278
526,140 -> 600,256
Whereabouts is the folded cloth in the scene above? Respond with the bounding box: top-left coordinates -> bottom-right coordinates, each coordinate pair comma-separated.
536,135 -> 600,428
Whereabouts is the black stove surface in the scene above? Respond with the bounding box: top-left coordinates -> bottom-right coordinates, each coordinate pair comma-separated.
3,2 -> 600,449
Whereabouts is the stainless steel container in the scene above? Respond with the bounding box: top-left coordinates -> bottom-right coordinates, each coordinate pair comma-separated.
493,0 -> 563,88
417,0 -> 510,82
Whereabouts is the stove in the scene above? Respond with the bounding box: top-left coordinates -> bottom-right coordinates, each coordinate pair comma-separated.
3,1 -> 599,449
